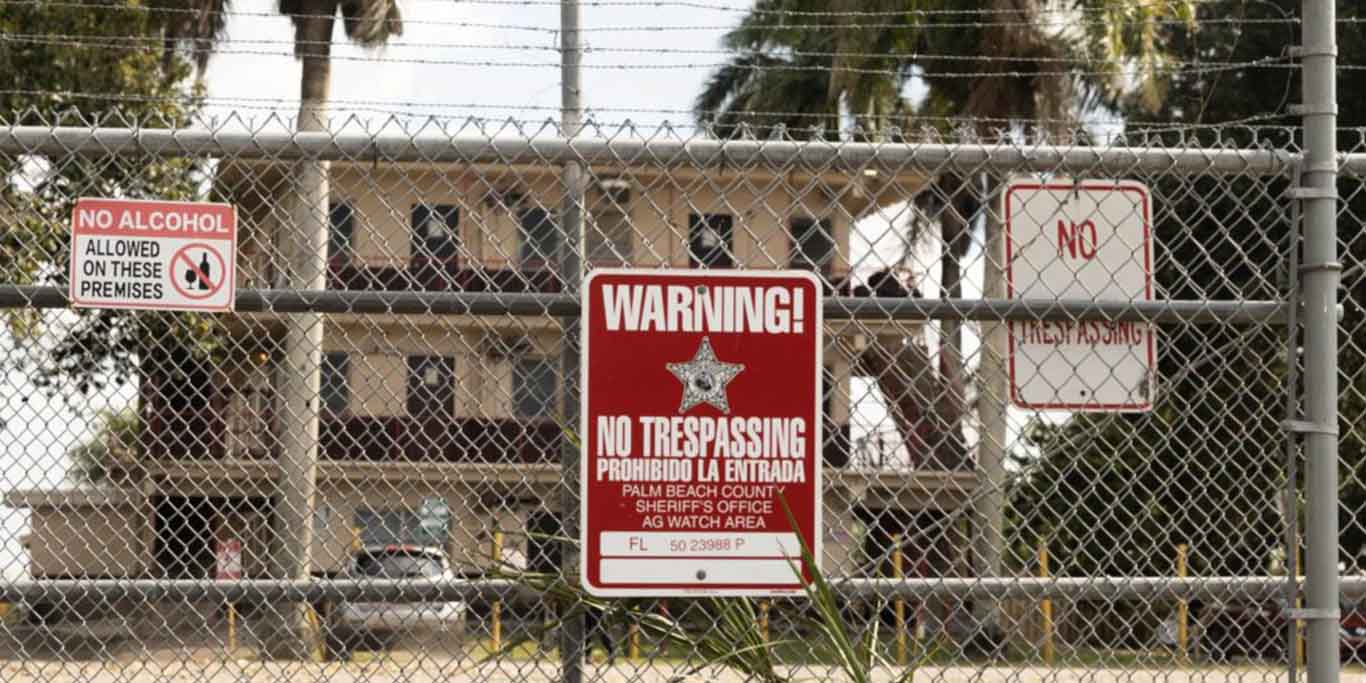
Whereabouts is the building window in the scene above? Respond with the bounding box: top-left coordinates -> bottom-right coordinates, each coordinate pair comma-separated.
411,204 -> 460,261
689,213 -> 735,268
790,217 -> 835,274
407,355 -> 455,419
321,352 -> 350,415
587,182 -> 634,266
329,202 -> 354,262
513,358 -> 557,419
519,207 -> 559,268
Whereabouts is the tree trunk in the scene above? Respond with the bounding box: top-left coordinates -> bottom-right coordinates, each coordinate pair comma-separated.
267,0 -> 335,660
970,178 -> 1009,647
855,333 -> 942,468
937,173 -> 975,469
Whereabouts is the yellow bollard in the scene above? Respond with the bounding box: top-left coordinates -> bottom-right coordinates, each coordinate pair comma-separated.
226,602 -> 237,656
1039,542 -> 1054,666
492,531 -> 504,652
305,604 -> 325,662
629,622 -> 640,660
1176,544 -> 1189,662
893,536 -> 906,665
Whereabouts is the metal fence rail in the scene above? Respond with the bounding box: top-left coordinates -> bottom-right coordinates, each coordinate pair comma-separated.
0,3 -> 1351,681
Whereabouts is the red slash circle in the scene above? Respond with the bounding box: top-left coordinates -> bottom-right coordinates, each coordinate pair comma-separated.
170,243 -> 228,300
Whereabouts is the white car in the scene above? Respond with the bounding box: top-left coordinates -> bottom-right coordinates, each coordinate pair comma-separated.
333,545 -> 466,645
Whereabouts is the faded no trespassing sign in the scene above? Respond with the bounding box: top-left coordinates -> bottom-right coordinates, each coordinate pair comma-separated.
1005,180 -> 1156,411
69,197 -> 237,313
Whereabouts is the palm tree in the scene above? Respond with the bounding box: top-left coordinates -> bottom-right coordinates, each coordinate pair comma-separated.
696,0 -> 1192,646
155,0 -> 402,658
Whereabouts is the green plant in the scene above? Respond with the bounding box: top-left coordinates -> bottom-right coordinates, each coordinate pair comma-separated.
482,487 -> 928,680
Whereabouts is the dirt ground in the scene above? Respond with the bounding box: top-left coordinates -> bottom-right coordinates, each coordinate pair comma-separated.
0,658 -> 1338,683
0,619 -> 1345,683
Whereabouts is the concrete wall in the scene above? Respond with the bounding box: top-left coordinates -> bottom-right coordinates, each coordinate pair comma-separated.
27,502 -> 152,578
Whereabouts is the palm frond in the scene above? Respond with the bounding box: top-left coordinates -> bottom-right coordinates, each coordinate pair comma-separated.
340,0 -> 403,47
149,0 -> 230,79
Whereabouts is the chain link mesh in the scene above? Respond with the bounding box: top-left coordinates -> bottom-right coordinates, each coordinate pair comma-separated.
0,112 -> 1339,682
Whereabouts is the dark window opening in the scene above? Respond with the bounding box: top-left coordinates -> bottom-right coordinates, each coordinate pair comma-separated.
519,207 -> 560,268
689,213 -> 735,268
411,204 -> 460,262
153,496 -> 216,580
790,217 -> 835,274
329,202 -> 354,263
321,352 -> 350,415
513,358 -> 558,419
407,355 -> 455,420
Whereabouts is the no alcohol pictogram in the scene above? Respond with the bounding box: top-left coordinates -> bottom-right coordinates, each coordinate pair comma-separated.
170,244 -> 228,300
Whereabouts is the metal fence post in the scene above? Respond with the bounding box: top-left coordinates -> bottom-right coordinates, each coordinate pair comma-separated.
558,0 -> 586,681
1299,1 -> 1341,682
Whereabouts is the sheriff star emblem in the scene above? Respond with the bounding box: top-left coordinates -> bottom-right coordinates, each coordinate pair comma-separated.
666,336 -> 745,414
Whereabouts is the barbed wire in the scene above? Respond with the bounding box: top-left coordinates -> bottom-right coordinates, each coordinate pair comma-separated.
0,0 -> 1317,31
0,35 -> 1299,79
0,31 -> 1307,71
0,88 -> 1302,135
385,0 -> 1229,17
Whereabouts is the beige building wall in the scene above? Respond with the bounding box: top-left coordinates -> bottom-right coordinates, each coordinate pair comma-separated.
322,168 -> 849,274
27,502 -> 152,578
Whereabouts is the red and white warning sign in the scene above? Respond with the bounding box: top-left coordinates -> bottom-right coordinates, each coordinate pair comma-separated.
69,198 -> 237,312
216,539 -> 243,581
1005,180 -> 1156,411
581,269 -> 822,597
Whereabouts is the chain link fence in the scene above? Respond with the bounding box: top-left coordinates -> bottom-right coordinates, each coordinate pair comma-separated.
0,101 -> 1350,683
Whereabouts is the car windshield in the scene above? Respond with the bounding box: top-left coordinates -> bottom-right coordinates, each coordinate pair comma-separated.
355,551 -> 443,578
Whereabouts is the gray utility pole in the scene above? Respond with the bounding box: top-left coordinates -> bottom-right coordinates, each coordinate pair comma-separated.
1299,1 -> 1340,682
557,0 -> 586,681
269,96 -> 327,657
972,181 -> 1008,646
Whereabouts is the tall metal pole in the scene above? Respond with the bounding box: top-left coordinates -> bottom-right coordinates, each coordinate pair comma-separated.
1299,1 -> 1340,681
972,180 -> 1008,649
558,0 -> 586,680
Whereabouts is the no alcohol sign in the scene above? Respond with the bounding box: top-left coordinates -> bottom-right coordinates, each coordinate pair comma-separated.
69,198 -> 237,312
581,269 -> 823,597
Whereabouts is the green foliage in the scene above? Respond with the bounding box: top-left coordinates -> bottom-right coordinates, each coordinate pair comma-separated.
694,0 -> 1196,138
0,0 -> 222,393
1014,0 -> 1366,575
67,408 -> 141,484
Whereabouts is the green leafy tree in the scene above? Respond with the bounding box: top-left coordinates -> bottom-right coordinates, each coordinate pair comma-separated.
696,5 -> 1194,643
67,409 -> 142,485
0,0 -> 223,395
695,0 -> 1193,466
1013,0 -> 1366,578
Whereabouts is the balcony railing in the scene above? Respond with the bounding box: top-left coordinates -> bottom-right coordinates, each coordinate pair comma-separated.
323,258 -> 870,296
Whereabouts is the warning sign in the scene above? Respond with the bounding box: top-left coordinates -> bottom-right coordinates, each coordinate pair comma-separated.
1005,180 -> 1156,411
69,198 -> 237,312
216,539 -> 243,581
581,269 -> 822,597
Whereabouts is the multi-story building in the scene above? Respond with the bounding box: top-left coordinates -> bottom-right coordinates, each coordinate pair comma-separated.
8,158 -> 975,590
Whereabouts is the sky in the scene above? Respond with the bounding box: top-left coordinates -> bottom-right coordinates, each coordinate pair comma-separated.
0,0 -> 1058,577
